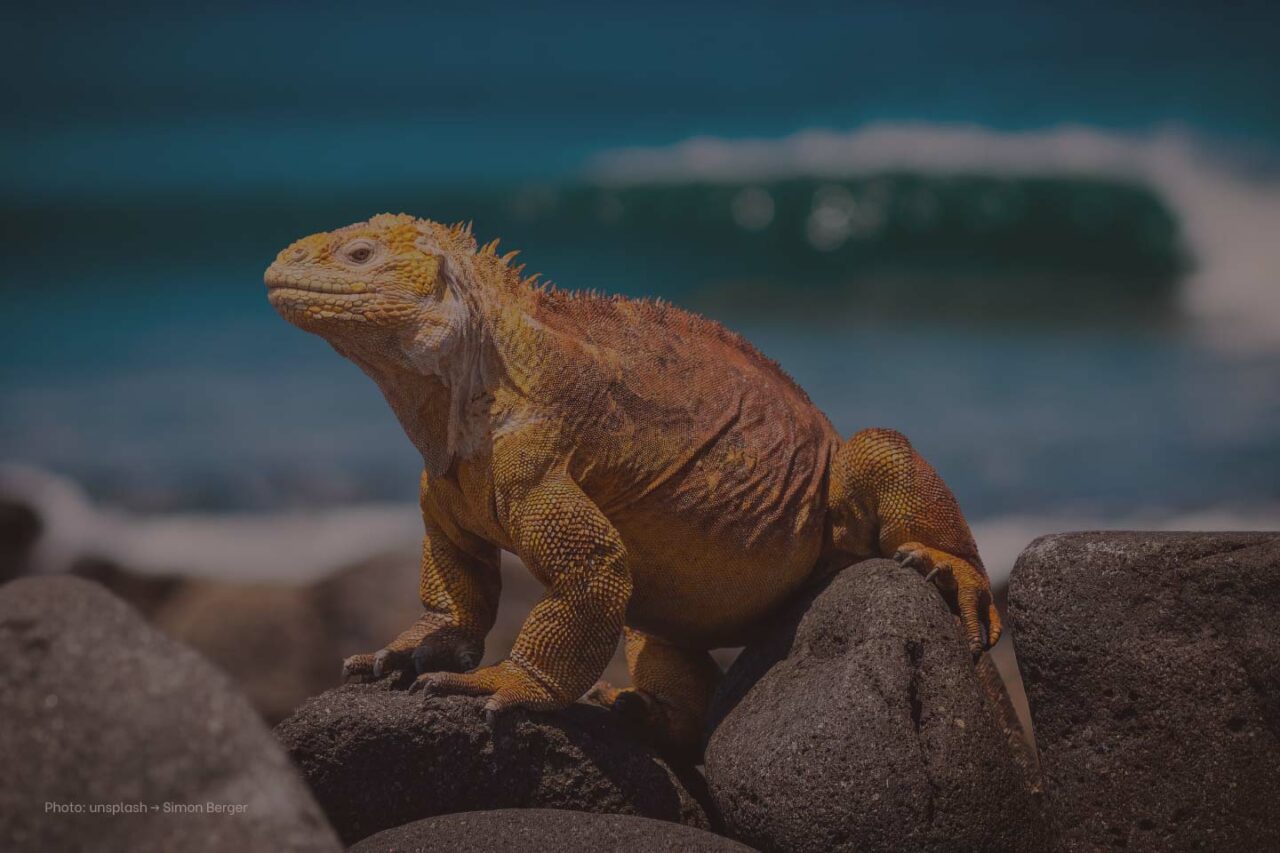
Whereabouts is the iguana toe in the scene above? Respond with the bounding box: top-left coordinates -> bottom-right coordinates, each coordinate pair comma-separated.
341,653 -> 373,680
586,685 -> 702,761
413,659 -> 562,715
342,647 -> 415,683
585,683 -> 658,730
583,679 -> 625,709
894,542 -> 1000,655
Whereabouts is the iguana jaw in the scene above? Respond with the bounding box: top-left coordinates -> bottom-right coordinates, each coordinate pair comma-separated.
266,258 -> 373,306
264,263 -> 380,326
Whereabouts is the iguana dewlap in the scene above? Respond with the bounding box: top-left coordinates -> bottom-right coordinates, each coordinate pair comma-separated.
266,213 -> 999,752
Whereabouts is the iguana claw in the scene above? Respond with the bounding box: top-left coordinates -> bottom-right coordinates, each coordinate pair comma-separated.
894,542 -> 1001,654
411,659 -> 562,715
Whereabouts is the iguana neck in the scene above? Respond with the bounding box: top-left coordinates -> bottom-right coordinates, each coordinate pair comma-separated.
335,329 -> 500,478
328,283 -> 574,475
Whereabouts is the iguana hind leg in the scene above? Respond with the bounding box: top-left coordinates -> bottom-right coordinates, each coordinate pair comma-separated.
587,628 -> 721,761
829,427 -> 1000,654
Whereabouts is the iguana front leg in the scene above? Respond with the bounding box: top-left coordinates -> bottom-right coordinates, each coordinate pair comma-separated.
414,455 -> 632,718
830,427 -> 1001,654
343,509 -> 500,682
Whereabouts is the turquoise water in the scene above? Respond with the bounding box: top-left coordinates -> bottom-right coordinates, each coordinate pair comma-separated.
2,2 -> 1278,520
3,246 -> 1276,517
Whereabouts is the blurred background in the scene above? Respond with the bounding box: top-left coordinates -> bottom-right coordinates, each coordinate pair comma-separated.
2,1 -> 1278,718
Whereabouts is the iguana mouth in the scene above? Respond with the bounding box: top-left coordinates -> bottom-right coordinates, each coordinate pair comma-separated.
265,278 -> 370,297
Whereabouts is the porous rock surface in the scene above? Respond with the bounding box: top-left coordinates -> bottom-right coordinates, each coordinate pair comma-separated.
1010,532 -> 1280,851
275,681 -> 711,845
0,576 -> 341,853
705,558 -> 1040,853
348,808 -> 755,852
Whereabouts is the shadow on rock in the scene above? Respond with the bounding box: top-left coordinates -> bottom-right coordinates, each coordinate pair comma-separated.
275,681 -> 711,845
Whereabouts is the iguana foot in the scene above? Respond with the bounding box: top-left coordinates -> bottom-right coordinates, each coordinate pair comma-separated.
583,679 -> 626,709
342,617 -> 482,683
585,680 -> 704,762
893,542 -> 1002,654
584,680 -> 657,732
410,658 -> 563,722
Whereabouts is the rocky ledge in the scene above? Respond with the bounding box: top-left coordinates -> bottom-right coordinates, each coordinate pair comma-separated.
5,533 -> 1278,853
275,681 -> 711,845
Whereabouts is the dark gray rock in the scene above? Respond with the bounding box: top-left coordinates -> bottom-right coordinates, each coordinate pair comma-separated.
70,557 -> 185,620
0,499 -> 41,582
705,559 -> 1041,853
0,576 -> 341,853
275,681 -> 711,845
349,808 -> 754,852
70,552 -> 423,725
1010,532 -> 1280,852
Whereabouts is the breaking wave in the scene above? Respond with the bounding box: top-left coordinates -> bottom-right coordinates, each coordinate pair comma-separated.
589,123 -> 1280,349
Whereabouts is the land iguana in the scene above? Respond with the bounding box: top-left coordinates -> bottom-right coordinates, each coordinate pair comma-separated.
265,213 -> 1001,754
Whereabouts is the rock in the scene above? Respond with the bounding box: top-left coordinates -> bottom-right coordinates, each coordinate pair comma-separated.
1009,532 -> 1280,851
69,552 -> 422,725
705,559 -> 1041,853
0,499 -> 41,582
0,576 -> 341,853
154,578 -> 341,725
349,808 -> 754,852
70,556 -> 187,619
275,681 -> 711,845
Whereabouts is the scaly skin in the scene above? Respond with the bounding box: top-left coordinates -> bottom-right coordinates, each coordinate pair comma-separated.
265,213 -> 1000,754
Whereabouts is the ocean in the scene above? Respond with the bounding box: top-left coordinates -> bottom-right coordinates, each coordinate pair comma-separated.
2,2 -> 1278,579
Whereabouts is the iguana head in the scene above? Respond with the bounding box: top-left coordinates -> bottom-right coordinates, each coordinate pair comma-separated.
265,213 -> 483,372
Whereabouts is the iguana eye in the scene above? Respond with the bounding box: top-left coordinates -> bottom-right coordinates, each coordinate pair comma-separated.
342,240 -> 377,265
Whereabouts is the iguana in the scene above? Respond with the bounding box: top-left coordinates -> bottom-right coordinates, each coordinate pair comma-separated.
265,213 -> 1000,753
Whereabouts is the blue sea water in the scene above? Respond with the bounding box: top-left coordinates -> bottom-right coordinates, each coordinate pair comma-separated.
2,2 -> 1278,524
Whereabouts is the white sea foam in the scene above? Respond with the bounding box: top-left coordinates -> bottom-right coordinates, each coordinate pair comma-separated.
6,464 -> 1276,588
1,464 -> 420,582
591,123 -> 1280,350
